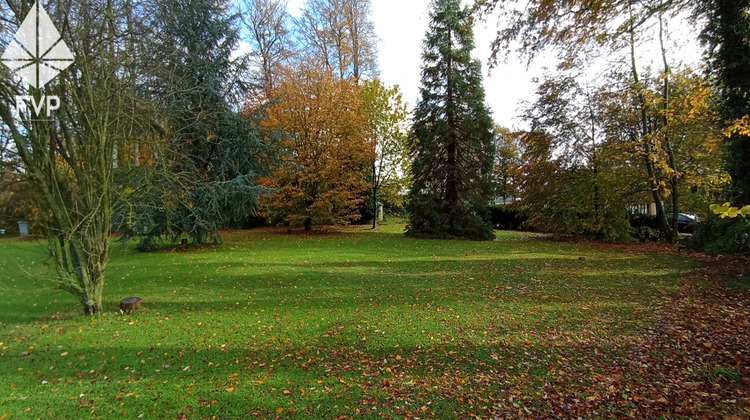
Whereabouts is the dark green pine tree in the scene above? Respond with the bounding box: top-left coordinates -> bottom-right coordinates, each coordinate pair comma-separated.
406,0 -> 495,240
700,0 -> 750,204
113,0 -> 274,250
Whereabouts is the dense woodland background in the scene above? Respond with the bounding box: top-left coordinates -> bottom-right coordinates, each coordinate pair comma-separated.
0,0 -> 749,312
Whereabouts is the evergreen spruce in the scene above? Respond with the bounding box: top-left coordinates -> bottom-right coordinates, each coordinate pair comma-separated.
406,0 -> 495,240
701,0 -> 750,204
113,0 -> 272,250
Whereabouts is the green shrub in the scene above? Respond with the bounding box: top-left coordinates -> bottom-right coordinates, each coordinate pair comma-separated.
726,275 -> 750,290
692,213 -> 750,254
488,204 -> 528,230
629,214 -> 665,241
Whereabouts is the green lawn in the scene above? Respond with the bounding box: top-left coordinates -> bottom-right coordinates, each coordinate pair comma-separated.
0,225 -> 696,418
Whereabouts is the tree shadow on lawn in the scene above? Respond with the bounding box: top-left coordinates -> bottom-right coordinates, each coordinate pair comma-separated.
0,250 -> 687,327
1,251 -> 734,417
1,228 -> 690,322
1,231 -> 742,417
100,257 -> 683,334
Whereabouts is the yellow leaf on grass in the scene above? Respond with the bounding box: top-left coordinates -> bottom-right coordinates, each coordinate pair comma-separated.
276,407 -> 284,414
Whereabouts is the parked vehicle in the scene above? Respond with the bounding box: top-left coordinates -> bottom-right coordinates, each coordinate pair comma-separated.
666,213 -> 700,233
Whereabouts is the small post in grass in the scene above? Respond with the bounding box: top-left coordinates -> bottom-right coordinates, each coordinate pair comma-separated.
120,297 -> 143,313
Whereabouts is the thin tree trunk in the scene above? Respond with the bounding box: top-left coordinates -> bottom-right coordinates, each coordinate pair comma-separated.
659,8 -> 679,242
445,25 -> 458,225
372,159 -> 377,229
372,186 -> 378,229
629,0 -> 671,237
588,87 -> 600,233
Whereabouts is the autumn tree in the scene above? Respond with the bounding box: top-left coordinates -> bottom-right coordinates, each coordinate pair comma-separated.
0,0 -> 137,314
473,0 -> 713,241
0,133 -> 39,236
517,131 -> 604,236
407,0 -> 495,240
605,69 -> 728,214
360,79 -> 409,229
0,133 -> 39,235
653,70 -> 727,212
492,126 -> 521,203
261,68 -> 373,230
518,76 -> 638,239
528,75 -> 610,232
514,62 -> 726,241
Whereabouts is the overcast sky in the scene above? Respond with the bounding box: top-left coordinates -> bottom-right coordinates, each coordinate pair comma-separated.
284,0 -> 703,129
369,0 -> 555,130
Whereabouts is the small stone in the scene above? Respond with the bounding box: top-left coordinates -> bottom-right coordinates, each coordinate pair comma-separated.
120,297 -> 143,312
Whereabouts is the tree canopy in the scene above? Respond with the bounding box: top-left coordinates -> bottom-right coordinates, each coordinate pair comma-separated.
113,0 -> 273,250
360,79 -> 409,229
260,68 -> 373,230
0,0 -> 137,314
407,0 -> 495,240
699,0 -> 750,205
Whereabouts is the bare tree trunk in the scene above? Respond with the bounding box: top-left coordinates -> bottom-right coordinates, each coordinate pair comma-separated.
587,86 -> 601,233
372,159 -> 378,229
628,0 -> 672,238
445,25 -> 458,222
659,7 -> 679,242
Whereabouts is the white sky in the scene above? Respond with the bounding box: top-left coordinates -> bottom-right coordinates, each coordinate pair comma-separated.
283,0 -> 703,130
370,0 -> 552,130
286,0 -> 541,129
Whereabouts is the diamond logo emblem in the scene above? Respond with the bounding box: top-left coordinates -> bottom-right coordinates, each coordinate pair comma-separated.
1,2 -> 74,88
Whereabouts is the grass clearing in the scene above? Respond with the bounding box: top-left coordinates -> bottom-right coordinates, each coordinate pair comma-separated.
727,275 -> 750,291
0,225 -> 701,417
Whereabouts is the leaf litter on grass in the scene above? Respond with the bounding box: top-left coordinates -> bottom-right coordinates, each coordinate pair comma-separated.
0,229 -> 747,418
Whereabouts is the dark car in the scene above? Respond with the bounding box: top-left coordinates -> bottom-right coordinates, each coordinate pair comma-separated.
666,213 -> 700,233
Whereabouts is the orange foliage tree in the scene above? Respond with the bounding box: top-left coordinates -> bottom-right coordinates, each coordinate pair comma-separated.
260,68 -> 374,230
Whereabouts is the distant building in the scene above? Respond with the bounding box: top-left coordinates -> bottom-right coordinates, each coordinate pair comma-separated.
628,203 -> 657,216
493,197 -> 520,206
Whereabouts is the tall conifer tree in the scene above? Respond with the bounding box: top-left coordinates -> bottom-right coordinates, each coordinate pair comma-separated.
700,0 -> 750,205
406,0 -> 495,240
113,0 -> 272,250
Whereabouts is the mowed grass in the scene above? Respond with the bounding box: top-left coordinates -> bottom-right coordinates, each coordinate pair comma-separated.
0,225 -> 695,418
